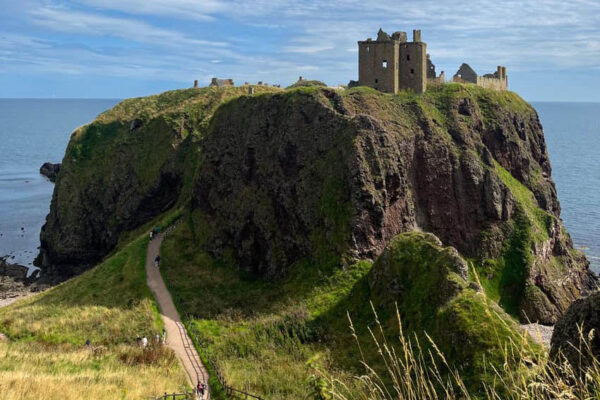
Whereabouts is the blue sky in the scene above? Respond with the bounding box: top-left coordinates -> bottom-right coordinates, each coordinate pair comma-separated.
0,0 -> 599,101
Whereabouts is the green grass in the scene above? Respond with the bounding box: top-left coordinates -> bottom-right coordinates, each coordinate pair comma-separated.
0,235 -> 188,399
161,220 -> 537,399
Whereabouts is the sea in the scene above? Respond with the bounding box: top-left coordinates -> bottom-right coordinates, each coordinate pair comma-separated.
0,99 -> 598,272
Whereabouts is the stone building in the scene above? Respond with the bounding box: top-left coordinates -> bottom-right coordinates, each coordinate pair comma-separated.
358,29 -> 430,94
452,63 -> 507,90
209,78 -> 234,87
357,28 -> 507,93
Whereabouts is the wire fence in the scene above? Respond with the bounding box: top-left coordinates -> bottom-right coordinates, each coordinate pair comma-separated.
159,221 -> 265,400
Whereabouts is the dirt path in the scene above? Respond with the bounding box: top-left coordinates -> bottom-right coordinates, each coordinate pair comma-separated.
146,233 -> 210,398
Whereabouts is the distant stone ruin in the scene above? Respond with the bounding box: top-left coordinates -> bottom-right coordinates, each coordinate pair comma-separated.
209,78 -> 234,87
452,63 -> 507,90
357,28 -> 507,94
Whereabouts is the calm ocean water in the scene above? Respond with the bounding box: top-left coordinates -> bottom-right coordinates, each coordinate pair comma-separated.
0,99 -> 119,267
0,99 -> 598,272
534,102 -> 600,272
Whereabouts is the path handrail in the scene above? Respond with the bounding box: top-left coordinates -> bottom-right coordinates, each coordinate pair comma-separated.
152,390 -> 196,400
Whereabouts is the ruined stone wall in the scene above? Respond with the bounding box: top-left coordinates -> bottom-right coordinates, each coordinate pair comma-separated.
358,40 -> 399,93
399,41 -> 427,94
477,76 -> 507,90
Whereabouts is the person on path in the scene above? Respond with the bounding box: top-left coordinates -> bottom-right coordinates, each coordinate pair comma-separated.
149,231 -> 153,241
154,255 -> 160,268
162,328 -> 166,345
141,336 -> 148,348
196,381 -> 204,399
155,332 -> 160,343
200,382 -> 206,397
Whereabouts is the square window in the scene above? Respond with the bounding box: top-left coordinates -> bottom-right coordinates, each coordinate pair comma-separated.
375,78 -> 378,83
410,68 -> 414,74
382,60 -> 388,68
407,55 -> 411,61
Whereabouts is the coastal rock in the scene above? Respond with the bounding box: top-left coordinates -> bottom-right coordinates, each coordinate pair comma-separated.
39,85 -> 595,323
39,162 -> 60,182
550,291 -> 600,372
0,257 -> 38,284
193,87 -> 594,323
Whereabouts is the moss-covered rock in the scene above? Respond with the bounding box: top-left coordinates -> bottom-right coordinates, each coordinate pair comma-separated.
41,83 -> 595,323
192,84 -> 595,322
38,86 -> 281,278
368,232 -> 537,391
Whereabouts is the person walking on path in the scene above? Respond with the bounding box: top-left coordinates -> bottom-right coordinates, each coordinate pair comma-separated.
149,231 -> 153,241
162,328 -> 167,345
154,255 -> 160,268
141,336 -> 148,348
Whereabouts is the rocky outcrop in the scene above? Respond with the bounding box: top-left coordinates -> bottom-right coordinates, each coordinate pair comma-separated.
40,84 -> 594,323
550,291 -> 600,372
0,257 -> 38,284
40,162 -> 60,182
367,232 -> 528,388
37,86 -> 281,279
192,86 -> 595,323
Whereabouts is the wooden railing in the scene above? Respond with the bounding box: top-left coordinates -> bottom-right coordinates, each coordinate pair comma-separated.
160,222 -> 265,400
152,391 -> 196,400
186,322 -> 264,400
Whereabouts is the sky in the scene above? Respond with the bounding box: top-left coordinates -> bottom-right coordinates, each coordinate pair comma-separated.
0,0 -> 599,101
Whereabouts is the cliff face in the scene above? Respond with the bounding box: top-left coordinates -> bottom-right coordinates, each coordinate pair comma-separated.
37,86 -> 280,278
192,85 -> 595,323
40,84 -> 594,323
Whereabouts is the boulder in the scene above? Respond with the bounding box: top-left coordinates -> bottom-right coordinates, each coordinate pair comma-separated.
40,162 -> 61,182
550,291 -> 600,372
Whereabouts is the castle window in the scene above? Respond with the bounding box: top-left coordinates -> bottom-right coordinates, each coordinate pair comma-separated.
410,68 -> 414,74
375,79 -> 378,83
407,55 -> 411,61
382,60 -> 388,68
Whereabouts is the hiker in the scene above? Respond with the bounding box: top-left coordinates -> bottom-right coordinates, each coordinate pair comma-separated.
141,336 -> 148,348
154,255 -> 160,268
200,382 -> 206,397
149,231 -> 153,240
85,338 -> 90,347
155,332 -> 160,343
196,381 -> 205,398
162,328 -> 167,344
136,335 -> 141,346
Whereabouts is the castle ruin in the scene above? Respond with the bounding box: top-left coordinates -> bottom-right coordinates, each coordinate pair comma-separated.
452,63 -> 507,90
209,78 -> 234,87
358,29 -> 507,94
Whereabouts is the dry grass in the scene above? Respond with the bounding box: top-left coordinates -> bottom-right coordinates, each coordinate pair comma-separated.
0,235 -> 189,399
320,304 -> 600,400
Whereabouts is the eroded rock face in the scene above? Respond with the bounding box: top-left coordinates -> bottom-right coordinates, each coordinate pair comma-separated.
550,292 -> 600,372
39,162 -> 60,182
37,118 -> 184,279
193,87 -> 595,322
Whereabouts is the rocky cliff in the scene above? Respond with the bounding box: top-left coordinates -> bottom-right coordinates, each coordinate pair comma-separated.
192,85 -> 595,323
37,86 -> 280,278
40,84 -> 595,323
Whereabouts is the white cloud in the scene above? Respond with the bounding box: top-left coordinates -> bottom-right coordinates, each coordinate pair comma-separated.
29,6 -> 229,48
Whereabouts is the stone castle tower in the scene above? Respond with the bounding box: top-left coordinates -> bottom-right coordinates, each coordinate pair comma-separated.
358,29 -> 427,94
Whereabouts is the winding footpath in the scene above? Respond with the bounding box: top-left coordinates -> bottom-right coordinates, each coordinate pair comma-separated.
146,233 -> 210,399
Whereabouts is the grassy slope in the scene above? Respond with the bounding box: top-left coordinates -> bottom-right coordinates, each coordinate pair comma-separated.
0,235 -> 188,400
161,219 -> 540,398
